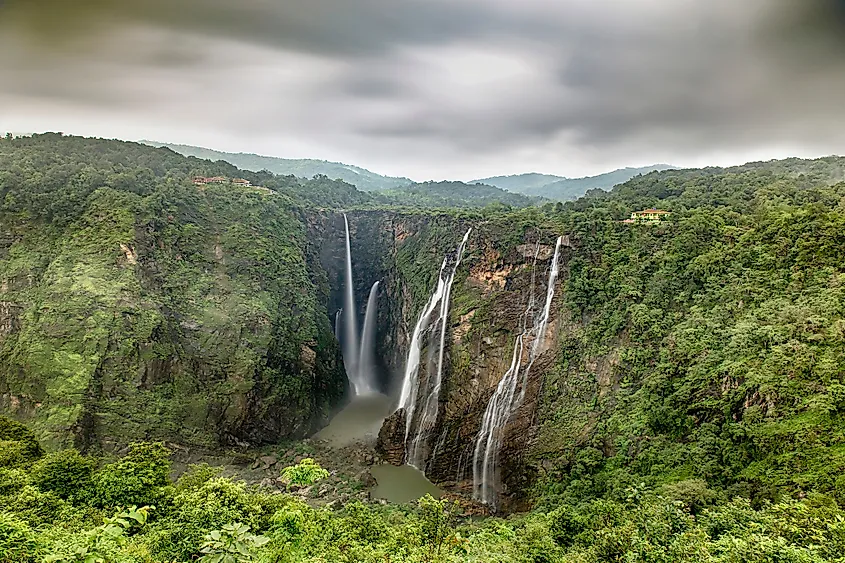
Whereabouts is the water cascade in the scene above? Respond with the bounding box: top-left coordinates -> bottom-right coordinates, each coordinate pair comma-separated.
472,236 -> 563,507
337,214 -> 382,395
334,309 -> 342,340
357,281 -> 380,394
398,229 -> 472,468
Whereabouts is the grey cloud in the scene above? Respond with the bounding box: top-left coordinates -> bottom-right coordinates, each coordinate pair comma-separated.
0,0 -> 523,59
2,0 -> 845,179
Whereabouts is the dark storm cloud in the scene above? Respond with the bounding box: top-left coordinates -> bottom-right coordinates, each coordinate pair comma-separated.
2,0 -> 845,178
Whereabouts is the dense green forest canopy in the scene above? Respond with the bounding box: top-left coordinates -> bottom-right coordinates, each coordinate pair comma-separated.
3,133 -> 845,561
380,180 -> 538,209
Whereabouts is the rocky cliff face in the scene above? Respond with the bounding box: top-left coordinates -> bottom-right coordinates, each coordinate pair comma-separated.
0,187 -> 347,451
313,211 -> 574,512
2,187 -> 573,504
420,231 -> 573,511
306,210 -> 473,394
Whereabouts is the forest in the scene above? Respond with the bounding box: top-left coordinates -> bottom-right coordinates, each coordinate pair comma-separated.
2,134 -> 845,562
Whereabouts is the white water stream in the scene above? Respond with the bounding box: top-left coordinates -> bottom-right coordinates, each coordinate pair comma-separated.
472,236 -> 563,507
341,214 -> 380,395
398,229 -> 471,468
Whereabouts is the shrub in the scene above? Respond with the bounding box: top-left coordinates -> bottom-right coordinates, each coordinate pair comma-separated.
417,495 -> 454,560
147,477 -> 267,561
0,440 -> 30,468
0,511 -> 43,563
44,506 -> 154,563
197,523 -> 269,563
92,442 -> 170,507
0,467 -> 31,497
31,449 -> 95,501
5,485 -> 66,526
279,458 -> 329,487
0,417 -> 43,464
269,497 -> 311,542
175,463 -> 223,492
660,479 -> 722,514
547,506 -> 585,548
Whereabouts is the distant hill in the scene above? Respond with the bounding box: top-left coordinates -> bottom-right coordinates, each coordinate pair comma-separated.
141,141 -> 413,192
472,173 -> 567,193
382,181 -> 538,209
474,165 -> 677,201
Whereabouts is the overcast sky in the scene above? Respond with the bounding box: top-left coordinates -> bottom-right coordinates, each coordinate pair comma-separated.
2,0 -> 845,181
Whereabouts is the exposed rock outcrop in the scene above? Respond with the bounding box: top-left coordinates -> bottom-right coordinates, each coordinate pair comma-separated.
376,408 -> 407,465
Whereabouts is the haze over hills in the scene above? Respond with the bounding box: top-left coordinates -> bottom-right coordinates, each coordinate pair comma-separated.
146,140 -> 677,201
471,173 -> 568,192
142,141 -> 414,192
475,165 -> 677,200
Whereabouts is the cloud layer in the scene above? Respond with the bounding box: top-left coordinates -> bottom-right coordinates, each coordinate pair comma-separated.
2,0 -> 845,179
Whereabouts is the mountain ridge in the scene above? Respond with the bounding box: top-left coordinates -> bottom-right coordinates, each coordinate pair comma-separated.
144,140 -> 676,200
141,140 -> 414,192
475,164 -> 677,200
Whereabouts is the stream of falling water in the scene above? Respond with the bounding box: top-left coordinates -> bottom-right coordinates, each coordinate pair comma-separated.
473,236 -> 563,508
357,281 -> 380,393
341,214 -> 363,394
334,310 -> 342,340
398,229 -> 471,469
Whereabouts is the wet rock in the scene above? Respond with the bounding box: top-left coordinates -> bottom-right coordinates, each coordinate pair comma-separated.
376,408 -> 406,465
356,469 -> 377,488
442,492 -> 493,517
259,455 -> 278,470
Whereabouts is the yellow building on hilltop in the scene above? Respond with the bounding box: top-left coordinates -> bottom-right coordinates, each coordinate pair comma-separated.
624,208 -> 671,223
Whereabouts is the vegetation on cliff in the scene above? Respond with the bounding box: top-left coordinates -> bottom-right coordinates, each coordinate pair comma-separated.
4,133 -> 845,560
0,134 -> 346,449
534,157 -> 845,509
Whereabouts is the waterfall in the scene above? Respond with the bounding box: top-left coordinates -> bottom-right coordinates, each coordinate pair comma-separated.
334,309 -> 342,340
398,229 -> 471,469
356,281 -> 380,395
342,214 -> 363,394
473,236 -> 563,508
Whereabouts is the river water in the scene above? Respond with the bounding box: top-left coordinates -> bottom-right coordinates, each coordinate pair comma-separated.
370,464 -> 443,503
314,393 -> 443,503
314,394 -> 393,446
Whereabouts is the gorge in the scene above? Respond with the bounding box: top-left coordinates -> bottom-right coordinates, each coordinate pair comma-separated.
3,135 -> 845,561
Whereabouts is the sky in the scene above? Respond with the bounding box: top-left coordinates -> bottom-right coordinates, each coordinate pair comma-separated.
2,0 -> 845,181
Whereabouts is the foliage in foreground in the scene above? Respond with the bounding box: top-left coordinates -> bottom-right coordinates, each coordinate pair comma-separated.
1,427 -> 845,562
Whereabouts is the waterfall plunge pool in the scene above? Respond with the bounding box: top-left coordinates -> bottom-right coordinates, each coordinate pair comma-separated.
313,393 -> 443,503
314,393 -> 393,446
370,464 -> 443,503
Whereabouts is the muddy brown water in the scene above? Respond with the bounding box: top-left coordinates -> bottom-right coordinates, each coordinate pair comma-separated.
314,393 -> 443,503
370,464 -> 443,503
314,393 -> 394,446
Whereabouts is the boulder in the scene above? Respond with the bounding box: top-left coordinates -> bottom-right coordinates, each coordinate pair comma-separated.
355,468 -> 377,488
259,454 -> 278,470
376,408 -> 407,466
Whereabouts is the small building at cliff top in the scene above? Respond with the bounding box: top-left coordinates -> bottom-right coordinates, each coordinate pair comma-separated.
624,208 -> 671,223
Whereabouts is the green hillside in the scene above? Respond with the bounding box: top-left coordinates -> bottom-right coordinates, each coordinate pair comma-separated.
476,165 -> 676,200
382,180 -> 539,209
142,141 -> 413,192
